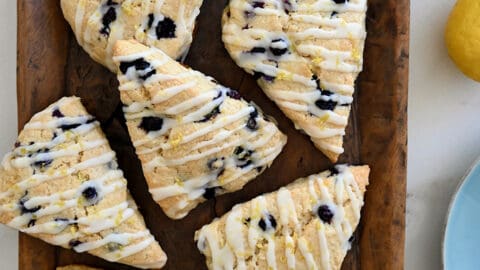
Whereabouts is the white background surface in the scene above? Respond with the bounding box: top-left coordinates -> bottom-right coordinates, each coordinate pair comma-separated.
0,0 -> 479,269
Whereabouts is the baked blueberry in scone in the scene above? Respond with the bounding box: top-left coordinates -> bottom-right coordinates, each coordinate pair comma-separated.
60,0 -> 203,71
112,40 -> 287,220
0,97 -> 166,269
195,165 -> 369,270
222,0 -> 367,162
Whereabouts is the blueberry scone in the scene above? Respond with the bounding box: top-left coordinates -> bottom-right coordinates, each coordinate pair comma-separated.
195,165 -> 369,270
57,266 -> 102,270
0,97 -> 167,269
61,0 -> 203,71
112,40 -> 287,219
222,0 -> 367,162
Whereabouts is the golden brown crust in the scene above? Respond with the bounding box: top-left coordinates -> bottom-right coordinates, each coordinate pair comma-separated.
222,0 -> 367,162
113,40 -> 287,219
195,165 -> 369,270
61,0 -> 203,71
0,97 -> 166,269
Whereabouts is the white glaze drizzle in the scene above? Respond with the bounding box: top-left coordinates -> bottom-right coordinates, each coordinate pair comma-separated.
113,43 -> 286,218
71,0 -> 202,71
0,97 -> 156,263
223,0 -> 367,156
196,166 -> 366,269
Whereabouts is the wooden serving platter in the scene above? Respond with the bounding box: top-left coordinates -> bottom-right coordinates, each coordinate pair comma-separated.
17,0 -> 409,269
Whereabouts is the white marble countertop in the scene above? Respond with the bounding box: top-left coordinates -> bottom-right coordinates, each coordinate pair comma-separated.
408,0 -> 480,269
1,0 -> 479,269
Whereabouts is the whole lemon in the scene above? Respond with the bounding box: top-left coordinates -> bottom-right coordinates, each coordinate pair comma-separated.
445,0 -> 480,82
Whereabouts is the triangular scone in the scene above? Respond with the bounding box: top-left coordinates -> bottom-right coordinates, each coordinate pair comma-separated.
222,0 -> 367,162
61,0 -> 203,71
0,97 -> 166,269
195,165 -> 369,270
112,40 -> 287,219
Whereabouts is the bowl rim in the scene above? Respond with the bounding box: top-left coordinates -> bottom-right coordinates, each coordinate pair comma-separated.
442,156 -> 480,269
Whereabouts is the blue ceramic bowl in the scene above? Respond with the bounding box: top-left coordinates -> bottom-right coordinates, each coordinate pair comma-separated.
444,158 -> 480,269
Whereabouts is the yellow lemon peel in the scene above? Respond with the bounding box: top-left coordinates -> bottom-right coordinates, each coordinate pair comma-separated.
445,0 -> 480,82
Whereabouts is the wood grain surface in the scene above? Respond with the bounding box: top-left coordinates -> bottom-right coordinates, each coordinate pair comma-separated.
16,0 -> 409,269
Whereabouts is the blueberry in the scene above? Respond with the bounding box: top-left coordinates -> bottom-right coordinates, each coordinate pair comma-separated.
258,214 -> 277,231
54,218 -> 70,223
243,217 -> 251,225
14,142 -> 20,148
19,192 -> 41,215
20,205 -> 42,215
100,6 -> 117,36
107,160 -> 118,170
270,47 -> 288,56
252,1 -> 265,8
244,10 -> 255,18
312,74 -> 321,89
331,11 -> 339,18
139,70 -> 156,81
203,187 -> 217,200
246,108 -> 259,131
214,91 -> 223,100
197,106 -> 221,123
234,147 -> 255,168
312,76 -> 336,97
234,146 -> 253,161
217,167 -> 226,177
119,58 -> 156,81
250,47 -> 266,54
322,90 -> 334,96
227,89 -> 242,100
239,160 -> 253,169
82,187 -> 98,204
59,123 -> 82,131
329,166 -> 340,176
147,13 -> 155,29
208,158 -> 226,176
52,218 -> 72,232
315,99 -> 337,111
269,39 -> 289,56
282,0 -> 293,14
119,58 -> 151,74
33,159 -> 53,169
27,219 -> 36,227
253,71 -> 275,82
139,116 -> 163,132
317,205 -> 334,224
234,146 -> 244,155
256,166 -> 264,173
332,0 -> 348,3
250,108 -> 259,119
52,109 -> 64,118
36,148 -> 49,154
348,235 -> 355,243
207,158 -> 225,171
155,17 -> 176,39
69,239 -> 82,248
